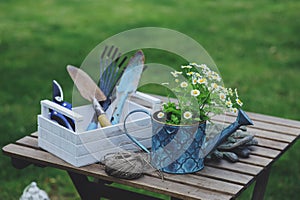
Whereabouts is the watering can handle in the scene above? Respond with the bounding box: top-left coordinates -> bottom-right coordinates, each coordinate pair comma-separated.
123,109 -> 151,153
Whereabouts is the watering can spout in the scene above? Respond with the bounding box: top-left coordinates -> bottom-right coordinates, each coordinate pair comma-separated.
204,109 -> 253,157
237,109 -> 253,126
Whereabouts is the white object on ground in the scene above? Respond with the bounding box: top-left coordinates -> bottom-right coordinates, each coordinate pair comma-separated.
20,182 -> 50,200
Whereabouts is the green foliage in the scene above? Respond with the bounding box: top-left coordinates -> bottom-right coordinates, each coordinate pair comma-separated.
160,64 -> 242,124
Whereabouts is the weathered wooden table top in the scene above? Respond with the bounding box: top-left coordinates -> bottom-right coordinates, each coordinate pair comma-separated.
2,112 -> 300,200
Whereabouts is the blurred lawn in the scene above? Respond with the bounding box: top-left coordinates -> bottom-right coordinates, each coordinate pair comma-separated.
0,0 -> 299,199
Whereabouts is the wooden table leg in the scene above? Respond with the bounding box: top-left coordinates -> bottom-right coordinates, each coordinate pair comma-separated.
251,167 -> 271,200
68,171 -> 163,200
11,158 -> 31,169
68,171 -> 102,200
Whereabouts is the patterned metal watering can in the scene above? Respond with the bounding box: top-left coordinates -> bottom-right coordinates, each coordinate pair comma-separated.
123,109 -> 253,174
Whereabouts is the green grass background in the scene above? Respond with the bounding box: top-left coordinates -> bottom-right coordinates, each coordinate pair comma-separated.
0,0 -> 299,199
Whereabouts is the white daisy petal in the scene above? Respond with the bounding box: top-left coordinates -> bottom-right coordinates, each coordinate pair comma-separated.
183,111 -> 193,119
236,98 -> 243,106
219,93 -> 226,101
180,81 -> 188,88
157,112 -> 165,118
191,89 -> 200,97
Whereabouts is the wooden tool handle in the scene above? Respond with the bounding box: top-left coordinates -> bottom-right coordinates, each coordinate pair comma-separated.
98,114 -> 112,127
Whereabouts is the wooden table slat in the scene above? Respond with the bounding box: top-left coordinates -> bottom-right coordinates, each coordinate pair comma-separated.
2,144 -> 232,200
212,115 -> 300,137
239,155 -> 272,167
129,175 -> 233,200
12,135 -> 251,196
161,173 -> 243,196
255,137 -> 288,151
83,164 -> 232,199
250,128 -> 296,143
13,135 -> 266,181
31,132 -> 38,137
249,120 -> 300,137
250,146 -> 281,159
205,160 -> 263,176
247,112 -> 300,128
16,136 -> 40,149
197,166 -> 253,185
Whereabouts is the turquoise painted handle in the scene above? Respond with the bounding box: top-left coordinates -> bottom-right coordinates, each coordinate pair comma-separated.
123,109 -> 151,153
86,122 -> 98,131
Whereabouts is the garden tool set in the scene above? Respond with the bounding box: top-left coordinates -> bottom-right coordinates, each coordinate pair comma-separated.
51,46 -> 145,130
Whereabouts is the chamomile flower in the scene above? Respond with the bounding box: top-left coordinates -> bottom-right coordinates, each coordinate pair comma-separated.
170,71 -> 182,77
211,83 -> 219,90
219,86 -> 226,92
186,71 -> 194,76
159,62 -> 244,124
195,73 -> 201,77
228,88 -> 234,96
230,108 -> 238,114
197,78 -> 207,85
225,100 -> 233,108
236,98 -> 243,106
224,88 -> 229,95
170,71 -> 177,77
157,112 -> 165,118
180,81 -> 188,88
183,111 -> 193,119
219,92 -> 226,101
212,74 -> 221,82
199,64 -> 208,69
181,65 -> 192,69
192,78 -> 197,85
191,89 -> 200,97
234,88 -> 239,97
206,71 -> 213,79
189,62 -> 199,67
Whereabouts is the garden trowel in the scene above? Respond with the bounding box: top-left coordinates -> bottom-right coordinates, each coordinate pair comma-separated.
67,65 -> 112,127
110,50 -> 145,125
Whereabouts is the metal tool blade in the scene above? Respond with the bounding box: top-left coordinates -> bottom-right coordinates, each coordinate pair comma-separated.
116,50 -> 144,93
67,65 -> 106,102
111,50 -> 145,124
67,65 -> 111,128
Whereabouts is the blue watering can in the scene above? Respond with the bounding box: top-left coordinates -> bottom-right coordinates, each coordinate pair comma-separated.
123,109 -> 253,174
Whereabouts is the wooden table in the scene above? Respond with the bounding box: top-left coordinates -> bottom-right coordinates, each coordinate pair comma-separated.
2,111 -> 299,200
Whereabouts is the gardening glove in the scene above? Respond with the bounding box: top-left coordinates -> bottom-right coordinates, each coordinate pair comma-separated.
207,126 -> 258,162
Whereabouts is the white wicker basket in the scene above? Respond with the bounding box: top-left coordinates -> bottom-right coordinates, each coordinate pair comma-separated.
38,92 -> 161,167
